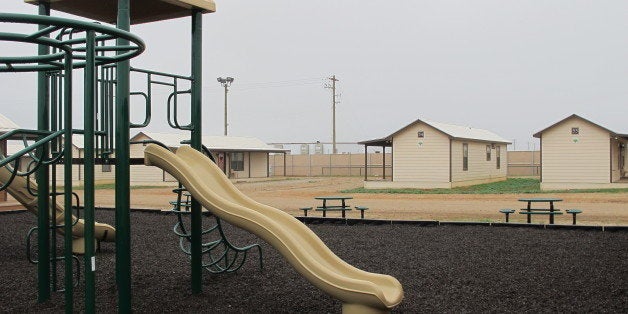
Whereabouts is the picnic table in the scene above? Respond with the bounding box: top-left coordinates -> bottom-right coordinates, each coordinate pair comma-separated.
314,196 -> 353,218
518,198 -> 563,224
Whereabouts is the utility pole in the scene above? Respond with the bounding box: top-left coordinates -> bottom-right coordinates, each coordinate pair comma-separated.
217,76 -> 234,136
324,75 -> 339,154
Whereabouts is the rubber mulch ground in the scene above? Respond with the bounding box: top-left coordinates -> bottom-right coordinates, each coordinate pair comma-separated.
1,210 -> 626,313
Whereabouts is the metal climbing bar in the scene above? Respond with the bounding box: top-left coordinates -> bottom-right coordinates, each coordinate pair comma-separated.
129,67 -> 193,130
170,186 -> 263,274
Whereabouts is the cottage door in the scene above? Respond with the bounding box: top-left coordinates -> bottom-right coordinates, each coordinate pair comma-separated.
217,153 -> 226,174
621,142 -> 626,178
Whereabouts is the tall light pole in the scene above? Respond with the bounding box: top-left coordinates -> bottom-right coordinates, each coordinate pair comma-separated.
217,76 -> 234,136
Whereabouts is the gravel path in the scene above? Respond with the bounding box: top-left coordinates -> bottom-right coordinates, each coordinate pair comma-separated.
1,210 -> 626,313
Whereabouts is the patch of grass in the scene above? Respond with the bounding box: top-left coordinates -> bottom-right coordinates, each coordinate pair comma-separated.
342,178 -> 628,195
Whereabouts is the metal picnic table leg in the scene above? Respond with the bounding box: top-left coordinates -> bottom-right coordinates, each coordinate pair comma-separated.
322,199 -> 326,217
549,201 -> 555,224
527,201 -> 532,223
341,199 -> 346,218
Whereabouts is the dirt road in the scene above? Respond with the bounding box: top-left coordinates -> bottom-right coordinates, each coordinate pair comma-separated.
88,177 -> 628,226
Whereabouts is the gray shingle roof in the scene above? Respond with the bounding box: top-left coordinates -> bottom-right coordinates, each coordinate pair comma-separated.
132,132 -> 289,152
360,118 -> 511,144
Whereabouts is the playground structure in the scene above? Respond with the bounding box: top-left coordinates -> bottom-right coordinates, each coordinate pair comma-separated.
0,1 -> 403,313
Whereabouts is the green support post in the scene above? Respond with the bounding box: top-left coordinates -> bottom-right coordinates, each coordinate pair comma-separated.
83,30 -> 96,313
115,0 -> 132,311
62,52 -> 74,314
190,9 -> 203,294
36,2 -> 51,303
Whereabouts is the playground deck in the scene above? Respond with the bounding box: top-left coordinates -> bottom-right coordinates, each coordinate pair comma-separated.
1,210 -> 626,312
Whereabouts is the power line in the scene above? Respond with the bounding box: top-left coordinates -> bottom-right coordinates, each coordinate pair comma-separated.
202,77 -> 326,92
237,77 -> 323,87
237,81 -> 322,91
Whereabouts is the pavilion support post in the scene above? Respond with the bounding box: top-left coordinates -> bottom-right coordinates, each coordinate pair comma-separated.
363,145 -> 367,181
190,9 -> 203,294
390,143 -> 393,180
36,1 -> 51,303
382,145 -> 386,180
115,0 -> 132,311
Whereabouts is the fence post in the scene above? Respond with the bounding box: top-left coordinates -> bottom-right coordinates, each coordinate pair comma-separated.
329,153 -> 332,177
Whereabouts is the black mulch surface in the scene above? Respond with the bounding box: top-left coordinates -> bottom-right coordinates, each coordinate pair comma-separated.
1,210 -> 627,313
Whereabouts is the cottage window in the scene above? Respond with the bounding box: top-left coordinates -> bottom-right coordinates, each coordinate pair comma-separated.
463,143 -> 468,171
496,146 -> 501,169
486,145 -> 491,161
417,131 -> 424,138
571,127 -> 579,135
230,152 -> 244,171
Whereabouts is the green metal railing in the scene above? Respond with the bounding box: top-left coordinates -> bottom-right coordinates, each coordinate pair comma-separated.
0,11 -> 145,313
0,13 -> 144,72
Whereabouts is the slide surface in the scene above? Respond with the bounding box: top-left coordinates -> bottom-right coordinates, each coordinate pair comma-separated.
144,144 -> 403,313
0,167 -> 115,254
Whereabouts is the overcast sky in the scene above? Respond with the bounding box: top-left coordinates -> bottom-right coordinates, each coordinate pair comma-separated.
1,1 -> 627,152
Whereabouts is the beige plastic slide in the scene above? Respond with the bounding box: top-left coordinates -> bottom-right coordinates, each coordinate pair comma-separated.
144,144 -> 403,314
0,167 -> 115,254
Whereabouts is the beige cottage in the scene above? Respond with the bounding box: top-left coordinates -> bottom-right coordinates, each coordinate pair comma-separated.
360,119 -> 510,189
130,132 -> 288,182
534,114 -> 628,190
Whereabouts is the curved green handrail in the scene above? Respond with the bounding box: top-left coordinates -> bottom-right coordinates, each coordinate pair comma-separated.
0,13 -> 145,72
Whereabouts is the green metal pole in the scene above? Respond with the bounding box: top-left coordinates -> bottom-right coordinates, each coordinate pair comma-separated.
83,30 -> 97,313
190,9 -> 203,294
115,0 -> 132,311
36,1 -> 51,303
63,52 -> 74,314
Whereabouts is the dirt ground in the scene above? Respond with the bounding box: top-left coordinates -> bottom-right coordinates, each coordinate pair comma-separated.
80,177 -> 628,226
